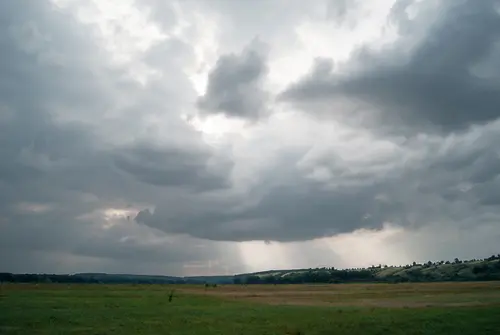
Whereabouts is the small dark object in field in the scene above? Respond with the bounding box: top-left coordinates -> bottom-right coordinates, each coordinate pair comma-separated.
168,290 -> 175,302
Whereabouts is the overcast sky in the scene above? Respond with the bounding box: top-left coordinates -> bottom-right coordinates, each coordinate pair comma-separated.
1,0 -> 500,276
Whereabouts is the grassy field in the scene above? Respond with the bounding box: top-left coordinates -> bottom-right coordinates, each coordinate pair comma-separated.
1,282 -> 500,334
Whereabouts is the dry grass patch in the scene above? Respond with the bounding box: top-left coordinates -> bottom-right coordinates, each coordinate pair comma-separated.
179,281 -> 500,308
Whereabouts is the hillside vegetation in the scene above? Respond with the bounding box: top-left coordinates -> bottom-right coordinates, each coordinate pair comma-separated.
1,255 -> 499,285
236,255 -> 500,284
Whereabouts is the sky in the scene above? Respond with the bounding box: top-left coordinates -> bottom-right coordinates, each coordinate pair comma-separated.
1,0 -> 500,276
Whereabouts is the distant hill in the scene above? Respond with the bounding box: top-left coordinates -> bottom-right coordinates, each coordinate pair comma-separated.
0,272 -> 235,285
234,255 -> 500,284
1,254 -> 499,285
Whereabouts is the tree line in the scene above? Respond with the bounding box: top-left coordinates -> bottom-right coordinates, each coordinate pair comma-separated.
234,255 -> 500,285
0,273 -> 186,284
1,254 -> 499,285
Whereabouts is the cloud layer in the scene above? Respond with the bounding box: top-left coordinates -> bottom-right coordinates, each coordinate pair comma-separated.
1,0 -> 499,275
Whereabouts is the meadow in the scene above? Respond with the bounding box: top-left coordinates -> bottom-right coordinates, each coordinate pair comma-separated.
1,282 -> 500,334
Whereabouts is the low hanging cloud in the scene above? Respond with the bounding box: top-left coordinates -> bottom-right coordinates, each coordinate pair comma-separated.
136,117 -> 500,242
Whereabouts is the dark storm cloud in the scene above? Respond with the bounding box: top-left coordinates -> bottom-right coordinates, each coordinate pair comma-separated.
0,0 -> 233,274
135,157 -> 394,242
197,41 -> 269,120
137,117 -> 500,242
112,141 -> 231,191
281,0 -> 500,132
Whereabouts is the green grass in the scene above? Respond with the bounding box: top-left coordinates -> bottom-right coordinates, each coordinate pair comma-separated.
1,284 -> 500,334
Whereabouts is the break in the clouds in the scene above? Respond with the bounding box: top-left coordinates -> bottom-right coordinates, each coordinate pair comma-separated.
1,0 -> 499,276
